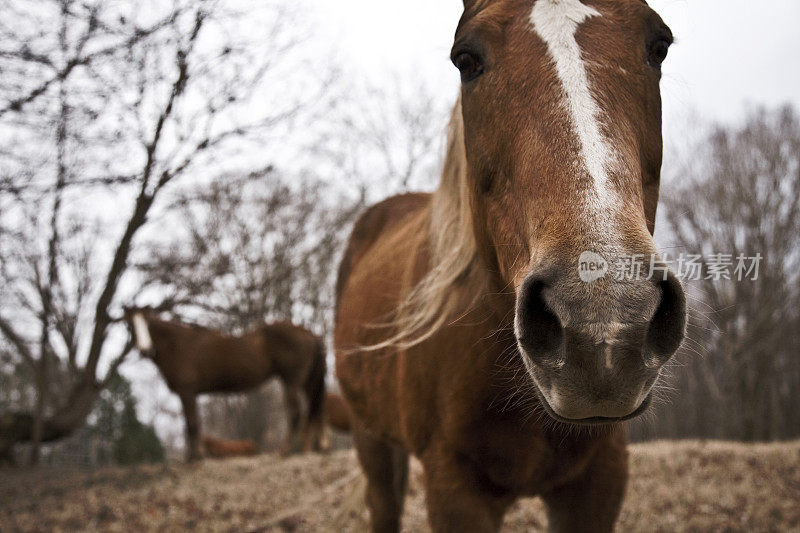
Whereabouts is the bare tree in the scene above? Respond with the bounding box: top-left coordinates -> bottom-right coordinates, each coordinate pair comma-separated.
309,80 -> 450,199
138,170 -> 360,333
0,0 -> 321,461
634,106 -> 800,441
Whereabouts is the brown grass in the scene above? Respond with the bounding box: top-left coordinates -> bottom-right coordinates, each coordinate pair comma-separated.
1,441 -> 798,532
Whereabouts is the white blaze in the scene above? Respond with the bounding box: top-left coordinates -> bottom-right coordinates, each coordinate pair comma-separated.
602,321 -> 623,370
132,313 -> 153,352
531,0 -> 613,203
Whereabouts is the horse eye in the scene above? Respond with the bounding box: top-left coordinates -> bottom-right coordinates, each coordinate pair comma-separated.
453,52 -> 484,83
647,39 -> 670,68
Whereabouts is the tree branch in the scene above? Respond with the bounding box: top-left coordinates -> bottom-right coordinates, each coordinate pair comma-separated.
0,11 -> 180,118
82,9 -> 206,380
0,314 -> 35,368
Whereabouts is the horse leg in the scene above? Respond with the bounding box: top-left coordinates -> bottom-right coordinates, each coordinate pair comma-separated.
315,418 -> 329,452
541,438 -> 628,533
421,448 -> 511,532
179,392 -> 202,462
281,386 -> 303,455
303,347 -> 327,453
302,411 -> 324,453
302,391 -> 326,453
352,428 -> 409,533
299,393 -> 318,454
0,444 -> 14,466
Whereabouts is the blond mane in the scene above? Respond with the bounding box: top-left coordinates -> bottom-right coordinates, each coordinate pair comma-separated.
367,98 -> 482,350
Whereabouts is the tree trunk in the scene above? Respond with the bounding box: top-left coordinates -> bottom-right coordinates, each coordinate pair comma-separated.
0,378 -> 101,459
30,354 -> 47,465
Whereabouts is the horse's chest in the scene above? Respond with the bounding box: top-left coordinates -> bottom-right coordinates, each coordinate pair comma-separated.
460,417 -> 599,496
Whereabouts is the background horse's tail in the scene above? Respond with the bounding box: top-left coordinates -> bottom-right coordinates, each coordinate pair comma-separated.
305,338 -> 327,449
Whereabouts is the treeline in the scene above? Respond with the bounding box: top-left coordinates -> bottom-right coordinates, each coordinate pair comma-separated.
631,107 -> 800,441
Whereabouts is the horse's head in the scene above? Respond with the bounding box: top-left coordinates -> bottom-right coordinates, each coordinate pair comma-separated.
454,0 -> 685,423
122,305 -> 156,357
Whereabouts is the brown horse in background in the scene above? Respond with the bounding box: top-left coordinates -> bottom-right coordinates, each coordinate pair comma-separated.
335,0 -> 686,531
202,436 -> 259,458
325,391 -> 352,433
124,308 -> 326,461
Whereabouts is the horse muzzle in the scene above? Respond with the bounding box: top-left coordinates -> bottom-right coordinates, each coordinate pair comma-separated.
513,266 -> 686,422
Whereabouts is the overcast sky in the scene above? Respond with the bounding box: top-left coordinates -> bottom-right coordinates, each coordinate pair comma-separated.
315,0 -> 800,133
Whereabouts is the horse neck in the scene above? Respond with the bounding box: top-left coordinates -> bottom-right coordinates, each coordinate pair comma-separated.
145,319 -> 195,360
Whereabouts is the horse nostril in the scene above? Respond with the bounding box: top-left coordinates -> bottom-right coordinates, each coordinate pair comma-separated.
645,270 -> 687,363
516,278 -> 564,356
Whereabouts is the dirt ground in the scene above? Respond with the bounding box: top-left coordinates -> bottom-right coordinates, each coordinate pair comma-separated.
1,440 -> 799,532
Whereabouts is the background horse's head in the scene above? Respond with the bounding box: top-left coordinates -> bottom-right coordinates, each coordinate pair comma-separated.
454,0 -> 686,423
122,305 -> 156,358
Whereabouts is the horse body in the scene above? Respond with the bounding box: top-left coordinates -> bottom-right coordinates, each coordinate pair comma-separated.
336,0 -> 685,531
126,311 -> 326,461
324,392 -> 354,433
145,319 -> 274,394
337,194 -> 628,530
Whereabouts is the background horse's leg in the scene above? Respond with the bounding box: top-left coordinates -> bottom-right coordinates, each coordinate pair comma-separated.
179,392 -> 202,462
311,415 -> 328,452
301,387 -> 327,453
352,427 -> 408,533
541,438 -> 628,533
300,409 -> 325,453
281,386 -> 303,455
302,343 -> 327,453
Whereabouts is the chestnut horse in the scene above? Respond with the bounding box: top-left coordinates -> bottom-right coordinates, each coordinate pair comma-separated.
124,308 -> 326,461
202,436 -> 259,458
335,1 -> 686,531
325,391 -> 353,433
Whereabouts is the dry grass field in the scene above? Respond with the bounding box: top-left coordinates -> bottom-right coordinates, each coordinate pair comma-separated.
1,441 -> 798,532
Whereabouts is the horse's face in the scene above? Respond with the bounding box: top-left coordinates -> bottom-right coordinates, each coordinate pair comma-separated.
454,0 -> 686,423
